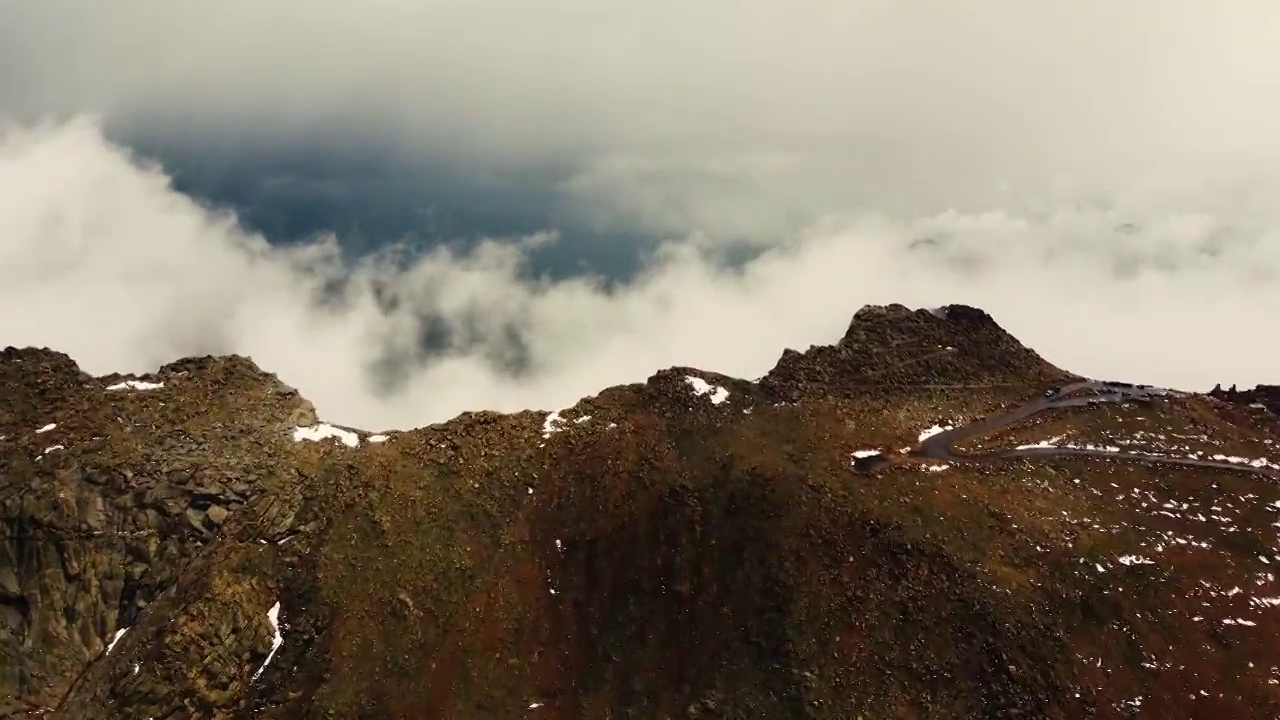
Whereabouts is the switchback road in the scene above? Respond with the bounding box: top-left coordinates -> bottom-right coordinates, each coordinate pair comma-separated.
855,381 -> 1280,481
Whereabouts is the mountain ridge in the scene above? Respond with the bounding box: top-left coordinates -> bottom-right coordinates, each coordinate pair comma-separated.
3,304 -> 1279,719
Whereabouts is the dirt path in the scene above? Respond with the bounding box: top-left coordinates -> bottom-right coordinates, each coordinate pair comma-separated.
857,381 -> 1280,480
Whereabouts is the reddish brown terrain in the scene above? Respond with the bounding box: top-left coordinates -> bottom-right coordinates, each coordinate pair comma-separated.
3,304 -> 1279,719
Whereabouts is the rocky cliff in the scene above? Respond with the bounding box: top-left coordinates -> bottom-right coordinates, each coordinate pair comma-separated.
2,304 -> 1279,719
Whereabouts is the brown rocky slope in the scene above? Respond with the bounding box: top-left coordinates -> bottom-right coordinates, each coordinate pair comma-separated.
2,304 -> 1279,719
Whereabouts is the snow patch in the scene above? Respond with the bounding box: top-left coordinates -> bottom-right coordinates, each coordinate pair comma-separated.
852,449 -> 882,459
685,376 -> 730,405
292,423 -> 359,448
106,380 -> 164,391
918,424 -> 954,442
1072,442 -> 1122,453
105,626 -> 129,654
1209,454 -> 1280,470
253,602 -> 284,680
35,423 -> 56,434
542,410 -> 566,438
1015,432 -> 1278,470
1117,555 -> 1155,566
367,434 -> 390,443
1015,435 -> 1067,450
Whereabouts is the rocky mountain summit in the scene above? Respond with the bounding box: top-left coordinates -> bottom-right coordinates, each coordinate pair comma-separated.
1211,383 -> 1280,417
3,304 -> 1279,719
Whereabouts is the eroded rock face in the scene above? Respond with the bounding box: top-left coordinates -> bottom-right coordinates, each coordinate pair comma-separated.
0,349 -> 320,715
3,306 -> 1280,719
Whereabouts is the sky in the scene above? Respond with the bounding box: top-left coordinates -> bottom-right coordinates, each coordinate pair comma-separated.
2,1 -> 1279,430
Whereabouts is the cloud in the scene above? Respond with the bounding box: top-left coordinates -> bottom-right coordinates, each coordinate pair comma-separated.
4,1 -> 1280,241
2,118 -> 1279,431
3,4 -> 1280,427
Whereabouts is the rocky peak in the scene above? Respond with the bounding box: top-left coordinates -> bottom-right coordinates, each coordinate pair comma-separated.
761,303 -> 1071,402
1,347 -> 92,403
841,303 -> 1020,348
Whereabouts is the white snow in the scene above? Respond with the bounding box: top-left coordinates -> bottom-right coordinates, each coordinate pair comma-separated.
252,602 -> 284,680
35,423 -> 56,434
851,449 -> 882,458
542,410 -> 566,438
291,423 -> 359,448
42,444 -> 64,454
917,424 -> 953,442
106,380 -> 165,391
1117,555 -> 1155,566
684,376 -> 729,405
529,702 -> 544,709
1013,435 -> 1278,470
1013,435 -> 1066,450
1073,443 -> 1122,453
1209,454 -> 1280,470
367,434 -> 390,443
105,626 -> 129,654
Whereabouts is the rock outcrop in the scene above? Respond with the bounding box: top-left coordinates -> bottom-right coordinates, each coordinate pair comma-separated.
3,305 -> 1279,719
760,304 -> 1073,402
1211,383 -> 1280,417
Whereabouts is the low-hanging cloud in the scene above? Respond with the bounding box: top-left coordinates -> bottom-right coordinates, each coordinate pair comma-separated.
3,3 -> 1280,428
1,118 -> 1278,431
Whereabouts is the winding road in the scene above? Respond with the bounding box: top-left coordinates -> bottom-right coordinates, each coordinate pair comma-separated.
855,381 -> 1280,481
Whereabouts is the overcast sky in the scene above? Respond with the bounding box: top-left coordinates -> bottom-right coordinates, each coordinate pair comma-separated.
2,1 -> 1279,429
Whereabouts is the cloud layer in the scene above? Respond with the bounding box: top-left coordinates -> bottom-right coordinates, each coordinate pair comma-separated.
2,118 -> 1278,430
2,4 -> 1280,428
4,2 -> 1280,240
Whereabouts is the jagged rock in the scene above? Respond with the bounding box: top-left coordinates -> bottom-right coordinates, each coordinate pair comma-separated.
760,303 -> 1071,402
2,305 -> 1279,719
1210,383 -> 1280,416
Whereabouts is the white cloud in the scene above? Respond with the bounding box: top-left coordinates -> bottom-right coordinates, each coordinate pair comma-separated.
3,2 -> 1280,240
3,4 -> 1280,427
1,118 -> 1278,431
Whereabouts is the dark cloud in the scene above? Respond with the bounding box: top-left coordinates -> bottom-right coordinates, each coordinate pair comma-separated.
120,129 -> 659,282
